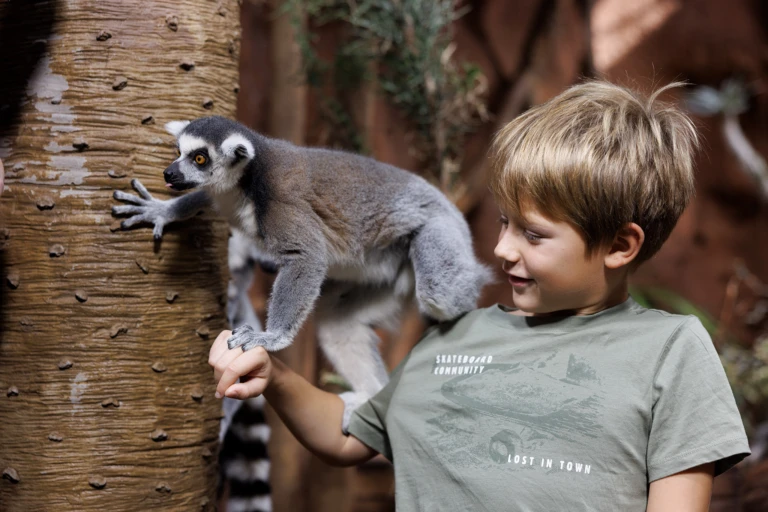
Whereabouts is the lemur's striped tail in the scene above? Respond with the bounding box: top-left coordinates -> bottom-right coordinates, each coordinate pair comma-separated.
220,230 -> 274,512
219,396 -> 272,512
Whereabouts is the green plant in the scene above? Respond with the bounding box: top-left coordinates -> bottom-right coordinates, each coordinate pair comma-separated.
281,0 -> 488,193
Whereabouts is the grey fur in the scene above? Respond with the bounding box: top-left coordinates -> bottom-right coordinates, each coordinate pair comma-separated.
113,116 -> 493,429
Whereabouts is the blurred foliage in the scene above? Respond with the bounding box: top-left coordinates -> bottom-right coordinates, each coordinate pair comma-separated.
281,0 -> 489,193
631,286 -> 768,437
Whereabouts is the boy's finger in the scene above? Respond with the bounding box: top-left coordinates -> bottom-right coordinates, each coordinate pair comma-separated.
224,376 -> 268,400
212,347 -> 243,383
208,330 -> 233,366
216,349 -> 268,399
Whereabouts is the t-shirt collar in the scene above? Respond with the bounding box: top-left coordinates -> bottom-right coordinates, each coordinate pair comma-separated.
488,296 -> 642,331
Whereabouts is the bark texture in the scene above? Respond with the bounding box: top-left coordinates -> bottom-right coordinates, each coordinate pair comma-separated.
0,0 -> 240,509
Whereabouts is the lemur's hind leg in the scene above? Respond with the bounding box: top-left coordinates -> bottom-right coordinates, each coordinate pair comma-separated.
410,217 -> 493,321
315,279 -> 409,431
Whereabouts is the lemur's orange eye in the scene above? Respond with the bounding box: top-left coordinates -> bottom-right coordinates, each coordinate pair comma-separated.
195,154 -> 207,165
176,148 -> 181,157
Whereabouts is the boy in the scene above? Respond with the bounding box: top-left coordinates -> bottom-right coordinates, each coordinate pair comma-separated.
209,81 -> 750,510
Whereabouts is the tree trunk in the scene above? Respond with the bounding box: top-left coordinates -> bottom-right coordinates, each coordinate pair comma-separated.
0,0 -> 240,509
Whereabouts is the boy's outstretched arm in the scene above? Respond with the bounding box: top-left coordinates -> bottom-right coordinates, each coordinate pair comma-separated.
646,463 -> 714,512
209,330 -> 378,467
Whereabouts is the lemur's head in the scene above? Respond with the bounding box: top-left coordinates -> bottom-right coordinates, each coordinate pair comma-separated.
163,116 -> 256,194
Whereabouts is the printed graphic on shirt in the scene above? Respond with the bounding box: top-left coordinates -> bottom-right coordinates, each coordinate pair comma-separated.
425,351 -> 604,476
432,353 -> 494,376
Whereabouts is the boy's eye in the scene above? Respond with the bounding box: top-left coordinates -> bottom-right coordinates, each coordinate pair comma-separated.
498,216 -> 509,225
523,230 -> 542,242
194,154 -> 207,165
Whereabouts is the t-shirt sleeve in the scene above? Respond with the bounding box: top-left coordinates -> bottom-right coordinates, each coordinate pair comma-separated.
346,354 -> 411,462
647,317 -> 751,481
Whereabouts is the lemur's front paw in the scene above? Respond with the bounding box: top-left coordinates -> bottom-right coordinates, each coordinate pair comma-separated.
112,179 -> 171,240
339,391 -> 370,434
227,325 -> 291,352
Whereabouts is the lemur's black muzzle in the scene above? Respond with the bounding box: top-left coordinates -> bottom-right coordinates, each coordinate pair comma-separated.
163,162 -> 197,191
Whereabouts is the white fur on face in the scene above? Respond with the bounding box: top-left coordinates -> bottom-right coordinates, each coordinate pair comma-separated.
165,120 -> 190,137
205,133 -> 253,195
174,134 -> 219,186
169,132 -> 251,194
178,134 -> 211,157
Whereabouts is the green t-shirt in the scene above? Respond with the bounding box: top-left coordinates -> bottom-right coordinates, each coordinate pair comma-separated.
348,297 -> 750,511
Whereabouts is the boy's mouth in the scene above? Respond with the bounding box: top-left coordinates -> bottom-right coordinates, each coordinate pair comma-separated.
509,275 -> 534,288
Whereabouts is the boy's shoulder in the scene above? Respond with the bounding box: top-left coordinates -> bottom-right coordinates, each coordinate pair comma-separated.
467,299 -> 707,345
586,300 -> 714,357
622,300 -> 712,344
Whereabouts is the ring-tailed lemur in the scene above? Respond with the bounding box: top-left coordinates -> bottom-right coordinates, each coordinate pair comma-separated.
113,115 -> 493,431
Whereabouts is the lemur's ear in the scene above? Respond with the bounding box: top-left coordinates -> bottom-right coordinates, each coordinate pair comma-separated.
164,120 -> 191,137
233,145 -> 250,160
222,133 -> 255,163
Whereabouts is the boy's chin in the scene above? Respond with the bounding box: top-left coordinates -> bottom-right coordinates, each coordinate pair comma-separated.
511,292 -> 538,311
511,296 -> 558,316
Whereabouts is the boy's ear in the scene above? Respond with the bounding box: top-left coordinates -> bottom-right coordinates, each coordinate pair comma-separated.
604,223 -> 644,270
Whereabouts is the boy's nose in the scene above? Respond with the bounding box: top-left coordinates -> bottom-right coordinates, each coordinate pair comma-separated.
493,233 -> 521,264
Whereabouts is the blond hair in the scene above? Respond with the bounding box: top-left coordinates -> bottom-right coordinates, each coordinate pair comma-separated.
489,80 -> 699,264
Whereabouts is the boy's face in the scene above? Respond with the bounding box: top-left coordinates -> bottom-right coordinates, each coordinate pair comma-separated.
494,205 -> 616,316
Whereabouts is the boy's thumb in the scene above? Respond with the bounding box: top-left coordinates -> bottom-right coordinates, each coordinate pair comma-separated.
225,378 -> 266,400
224,385 -> 242,399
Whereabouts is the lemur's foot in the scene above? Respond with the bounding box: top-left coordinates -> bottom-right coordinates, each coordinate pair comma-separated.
112,179 -> 170,240
227,325 -> 291,352
339,391 -> 370,434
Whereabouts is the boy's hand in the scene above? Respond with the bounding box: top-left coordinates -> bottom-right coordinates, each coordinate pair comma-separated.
209,329 -> 273,400
210,329 -> 380,467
